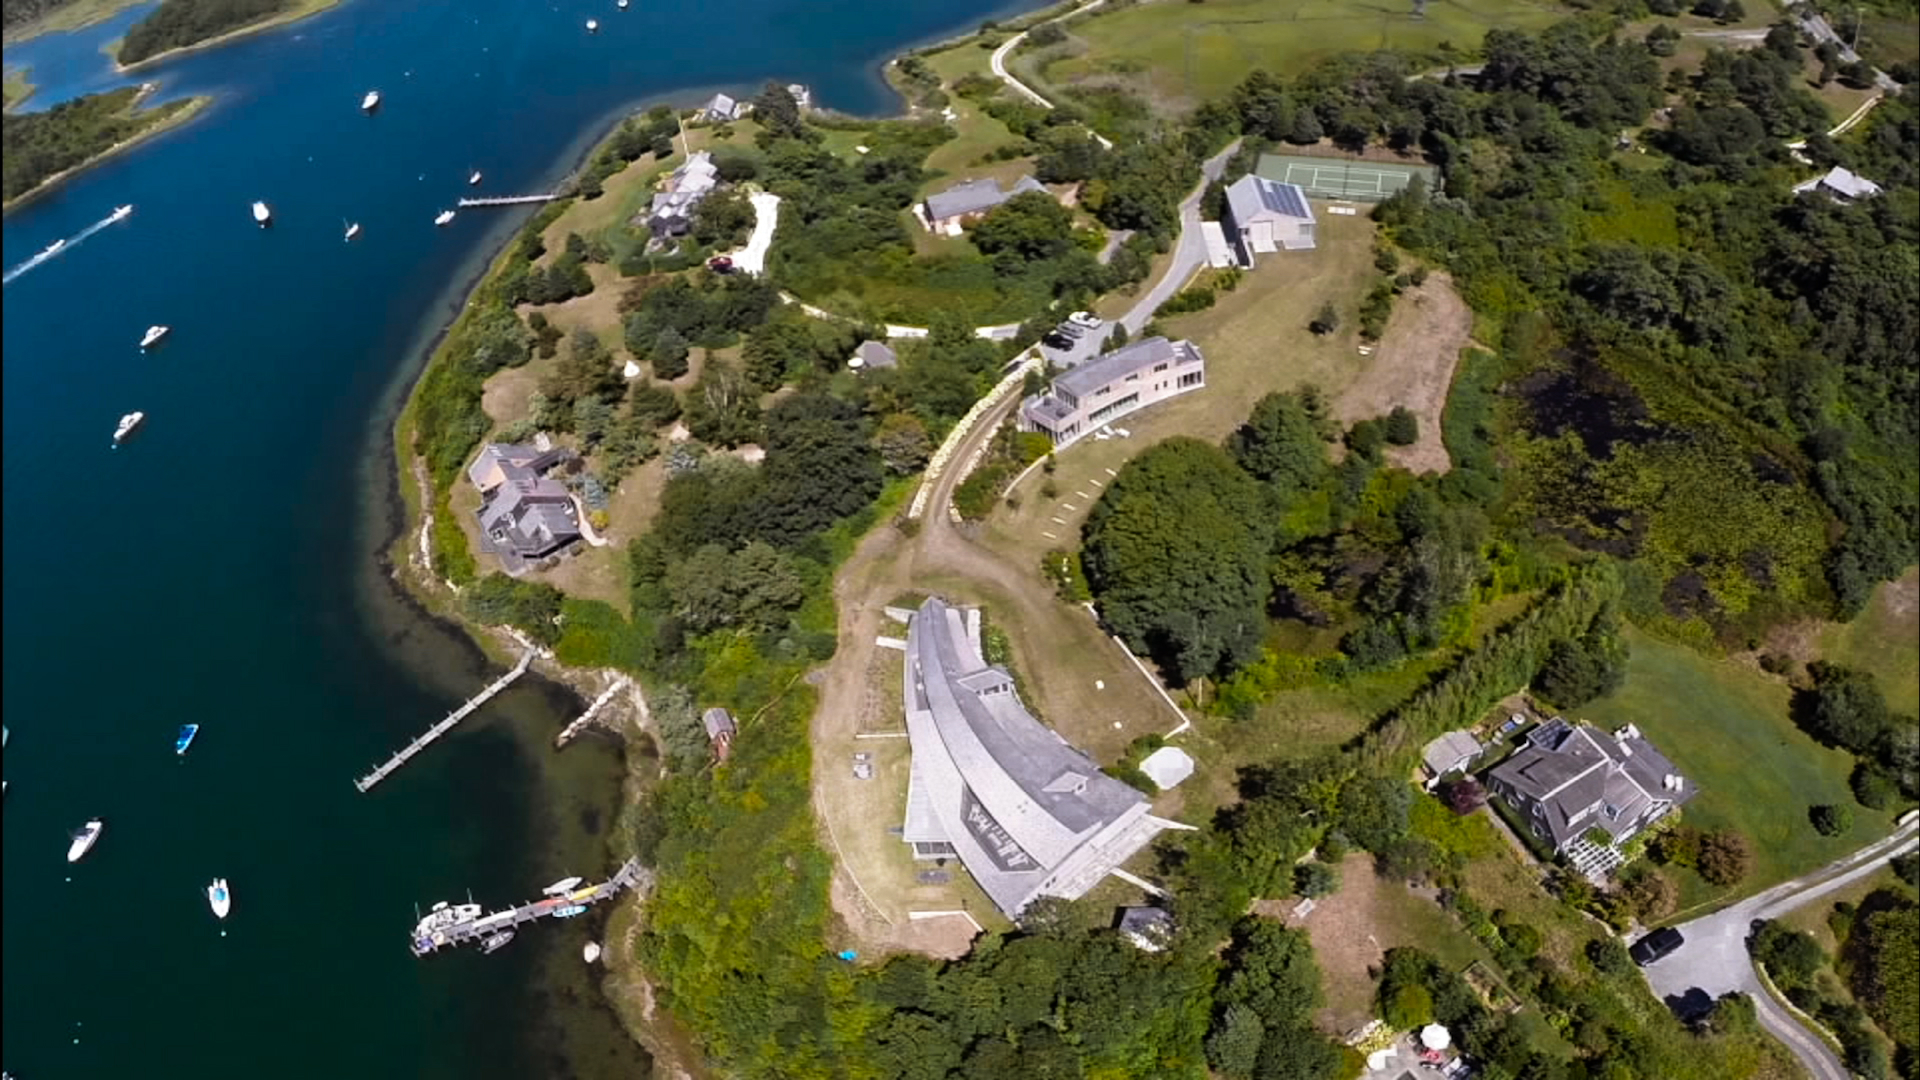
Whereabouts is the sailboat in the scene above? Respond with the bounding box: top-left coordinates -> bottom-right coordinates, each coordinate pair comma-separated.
344,221 -> 362,241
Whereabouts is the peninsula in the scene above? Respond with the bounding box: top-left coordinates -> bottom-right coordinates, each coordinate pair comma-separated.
2,83 -> 209,209
112,0 -> 342,70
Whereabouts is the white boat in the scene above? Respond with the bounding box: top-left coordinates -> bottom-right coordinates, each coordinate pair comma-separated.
617,0 -> 628,8
361,89 -> 380,112
111,204 -> 134,222
139,325 -> 169,349
112,411 -> 145,447
553,904 -> 588,918
585,18 -> 598,31
67,819 -> 103,863
252,201 -> 272,227
434,210 -> 456,226
542,876 -> 584,896
41,239 -> 65,258
468,170 -> 482,186
415,900 -> 484,936
583,941 -> 602,963
481,930 -> 515,954
207,878 -> 231,919
344,221 -> 361,241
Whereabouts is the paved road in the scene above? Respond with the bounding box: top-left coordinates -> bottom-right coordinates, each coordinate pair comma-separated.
1118,139 -> 1242,336
1798,13 -> 1901,91
990,1 -> 1116,149
1639,820 -> 1918,1080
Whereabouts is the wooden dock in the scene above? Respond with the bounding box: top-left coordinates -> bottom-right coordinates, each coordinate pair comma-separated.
353,650 -> 535,793
411,857 -> 651,956
455,194 -> 559,208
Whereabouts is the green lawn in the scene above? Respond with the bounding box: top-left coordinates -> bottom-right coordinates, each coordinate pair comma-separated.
1578,627 -> 1895,912
1817,567 -> 1919,717
1033,0 -> 1566,110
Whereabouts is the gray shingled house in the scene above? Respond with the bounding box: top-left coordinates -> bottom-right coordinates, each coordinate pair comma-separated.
468,443 -> 581,576
698,93 -> 744,123
849,340 -> 897,371
1486,718 -> 1694,866
900,597 -> 1191,918
643,151 -> 720,238
923,175 -> 1047,235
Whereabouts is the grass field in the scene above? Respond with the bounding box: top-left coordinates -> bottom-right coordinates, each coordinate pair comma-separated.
1817,568 -> 1919,717
1032,0 -> 1566,111
2,0 -> 146,44
1577,627 -> 1895,912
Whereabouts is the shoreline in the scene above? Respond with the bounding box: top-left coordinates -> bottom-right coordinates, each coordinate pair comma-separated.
2,90 -> 209,214
108,0 -> 342,73
1,0 -> 150,46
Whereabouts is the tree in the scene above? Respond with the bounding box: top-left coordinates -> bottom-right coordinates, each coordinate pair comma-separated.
652,683 -> 709,771
1849,897 -> 1918,1053
743,319 -> 816,390
1810,803 -> 1853,837
758,393 -> 883,546
1797,662 -> 1894,757
1384,406 -> 1419,446
872,412 -> 933,474
1337,774 -> 1412,853
573,394 -> 614,446
1534,621 -> 1629,708
1383,982 -> 1434,1029
1698,829 -> 1752,886
1443,777 -> 1487,815
1646,23 -> 1681,57
653,327 -> 692,380
1229,391 -> 1330,503
665,542 -> 805,631
969,191 -> 1076,267
1309,302 -> 1339,335
1751,921 -> 1828,990
681,361 -> 761,448
1619,866 -> 1679,922
1206,1004 -> 1266,1079
1287,107 -> 1324,145
1217,917 -> 1326,1024
1294,861 -> 1338,898
1587,937 -> 1633,976
540,328 -> 623,410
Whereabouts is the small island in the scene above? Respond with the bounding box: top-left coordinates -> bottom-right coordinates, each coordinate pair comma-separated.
3,84 -> 208,208
114,0 -> 341,69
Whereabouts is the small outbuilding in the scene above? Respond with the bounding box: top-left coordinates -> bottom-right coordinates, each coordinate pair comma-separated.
702,707 -> 737,761
1138,746 -> 1196,791
1117,906 -> 1174,952
698,92 -> 745,123
1793,165 -> 1883,203
849,340 -> 897,371
1421,730 -> 1483,791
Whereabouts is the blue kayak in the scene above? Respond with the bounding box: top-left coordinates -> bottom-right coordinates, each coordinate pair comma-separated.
175,724 -> 200,756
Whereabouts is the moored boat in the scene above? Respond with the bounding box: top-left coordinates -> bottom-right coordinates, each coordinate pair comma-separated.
468,169 -> 482,186
67,819 -> 104,863
552,904 -> 588,918
113,411 -> 145,447
344,221 -> 361,241
139,325 -> 169,350
433,210 -> 455,227
617,0 -> 628,9
252,201 -> 272,227
542,876 -> 584,896
482,930 -> 516,954
362,89 -> 380,112
585,18 -> 598,31
175,723 -> 199,755
207,878 -> 231,919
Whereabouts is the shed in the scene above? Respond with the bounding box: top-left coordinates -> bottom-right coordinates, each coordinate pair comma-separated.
1421,730 -> 1483,790
1138,746 -> 1196,791
849,340 -> 897,370
702,707 -> 737,760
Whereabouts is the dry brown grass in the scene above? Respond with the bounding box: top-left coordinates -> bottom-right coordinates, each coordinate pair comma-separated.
1332,270 -> 1472,476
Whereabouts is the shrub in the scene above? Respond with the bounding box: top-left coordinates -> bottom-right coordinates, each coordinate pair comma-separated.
1295,861 -> 1339,898
1383,982 -> 1434,1030
1810,803 -> 1854,837
1384,407 -> 1419,446
1698,829 -> 1753,887
1310,302 -> 1340,335
1587,937 -> 1633,975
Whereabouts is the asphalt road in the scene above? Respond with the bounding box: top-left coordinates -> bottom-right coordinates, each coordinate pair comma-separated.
1638,820 -> 1919,1080
1118,139 -> 1242,336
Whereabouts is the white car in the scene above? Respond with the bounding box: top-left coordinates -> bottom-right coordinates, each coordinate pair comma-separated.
1067,311 -> 1103,330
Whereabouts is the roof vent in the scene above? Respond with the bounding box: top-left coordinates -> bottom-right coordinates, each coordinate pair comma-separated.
1042,771 -> 1088,795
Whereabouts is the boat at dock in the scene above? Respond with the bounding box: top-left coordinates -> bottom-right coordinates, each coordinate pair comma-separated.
482,930 -> 516,954
552,905 -> 587,918
68,819 -> 103,862
112,411 -> 145,448
361,90 -> 380,112
175,724 -> 199,755
139,325 -> 169,349
415,900 -> 483,936
111,204 -> 134,222
252,201 -> 272,227
433,210 -> 455,226
207,878 -> 231,919
542,876 -> 584,896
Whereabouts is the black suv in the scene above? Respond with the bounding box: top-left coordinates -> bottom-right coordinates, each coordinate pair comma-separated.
1630,927 -> 1684,966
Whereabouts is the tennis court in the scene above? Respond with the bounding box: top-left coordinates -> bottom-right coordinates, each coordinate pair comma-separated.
1256,154 -> 1437,203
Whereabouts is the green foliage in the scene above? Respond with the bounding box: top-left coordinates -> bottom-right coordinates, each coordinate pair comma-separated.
1752,920 -> 1829,991
1384,406 -> 1419,446
665,542 -> 806,632
461,573 -> 564,644
1587,937 -> 1632,976
3,86 -> 197,201
1228,390 -> 1331,506
119,0 -> 294,64
1809,802 -> 1854,837
1294,860 -> 1338,898
1849,893 -> 1919,1056
1534,615 -> 1629,708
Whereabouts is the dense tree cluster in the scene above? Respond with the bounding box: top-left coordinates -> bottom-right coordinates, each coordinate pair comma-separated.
1794,661 -> 1920,809
119,0 -> 293,64
3,87 -> 196,201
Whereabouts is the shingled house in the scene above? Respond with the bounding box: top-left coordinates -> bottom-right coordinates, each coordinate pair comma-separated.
923,175 -> 1046,236
1487,718 -> 1694,876
643,151 -> 720,239
468,443 -> 581,576
900,597 -> 1191,919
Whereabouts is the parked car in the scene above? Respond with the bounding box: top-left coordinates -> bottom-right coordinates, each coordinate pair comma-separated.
1630,927 -> 1684,966
707,255 -> 734,273
1067,310 -> 1103,330
1042,331 -> 1075,350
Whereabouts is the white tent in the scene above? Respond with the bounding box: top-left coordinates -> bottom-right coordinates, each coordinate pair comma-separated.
1420,1023 -> 1452,1050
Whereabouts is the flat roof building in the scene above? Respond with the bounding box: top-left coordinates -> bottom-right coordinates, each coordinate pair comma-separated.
900,597 -> 1187,918
1019,337 -> 1205,449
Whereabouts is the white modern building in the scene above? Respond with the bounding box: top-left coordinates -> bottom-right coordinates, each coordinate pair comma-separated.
1223,174 -> 1316,263
1792,165 -> 1883,203
900,597 -> 1187,919
1019,337 -> 1205,449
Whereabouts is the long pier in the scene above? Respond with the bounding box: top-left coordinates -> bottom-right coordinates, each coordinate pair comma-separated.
456,194 -> 559,208
353,650 -> 535,792
412,857 -> 651,956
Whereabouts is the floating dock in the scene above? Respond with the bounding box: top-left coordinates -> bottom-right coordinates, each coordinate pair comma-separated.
455,194 -> 560,208
353,650 -> 534,793
412,858 -> 650,956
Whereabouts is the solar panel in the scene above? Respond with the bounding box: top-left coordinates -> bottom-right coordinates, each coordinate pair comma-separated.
1261,179 -> 1311,219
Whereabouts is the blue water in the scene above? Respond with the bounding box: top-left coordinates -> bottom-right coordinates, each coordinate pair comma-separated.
0,0 -> 1030,1076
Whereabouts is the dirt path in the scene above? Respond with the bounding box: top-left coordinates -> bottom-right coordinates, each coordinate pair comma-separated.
1332,271 -> 1472,476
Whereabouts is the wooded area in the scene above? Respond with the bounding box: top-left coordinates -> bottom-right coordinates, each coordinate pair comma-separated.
119,0 -> 294,64
3,86 -> 194,201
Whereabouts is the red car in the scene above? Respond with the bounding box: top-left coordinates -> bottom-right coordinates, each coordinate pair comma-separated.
707,255 -> 734,273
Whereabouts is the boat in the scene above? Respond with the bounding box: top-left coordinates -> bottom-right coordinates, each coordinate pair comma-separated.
434,210 -> 456,227
542,876 -> 584,896
616,0 -> 627,9
252,201 -> 272,227
139,325 -> 169,349
482,930 -> 516,954
414,900 -> 483,936
112,411 -> 145,447
361,89 -> 380,112
569,887 -> 597,902
468,169 -> 482,186
175,723 -> 199,755
344,221 -> 361,241
585,18 -> 598,31
67,819 -> 103,863
583,941 -> 602,962
41,239 -> 65,258
552,904 -> 588,918
207,878 -> 231,919
111,204 -> 134,222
